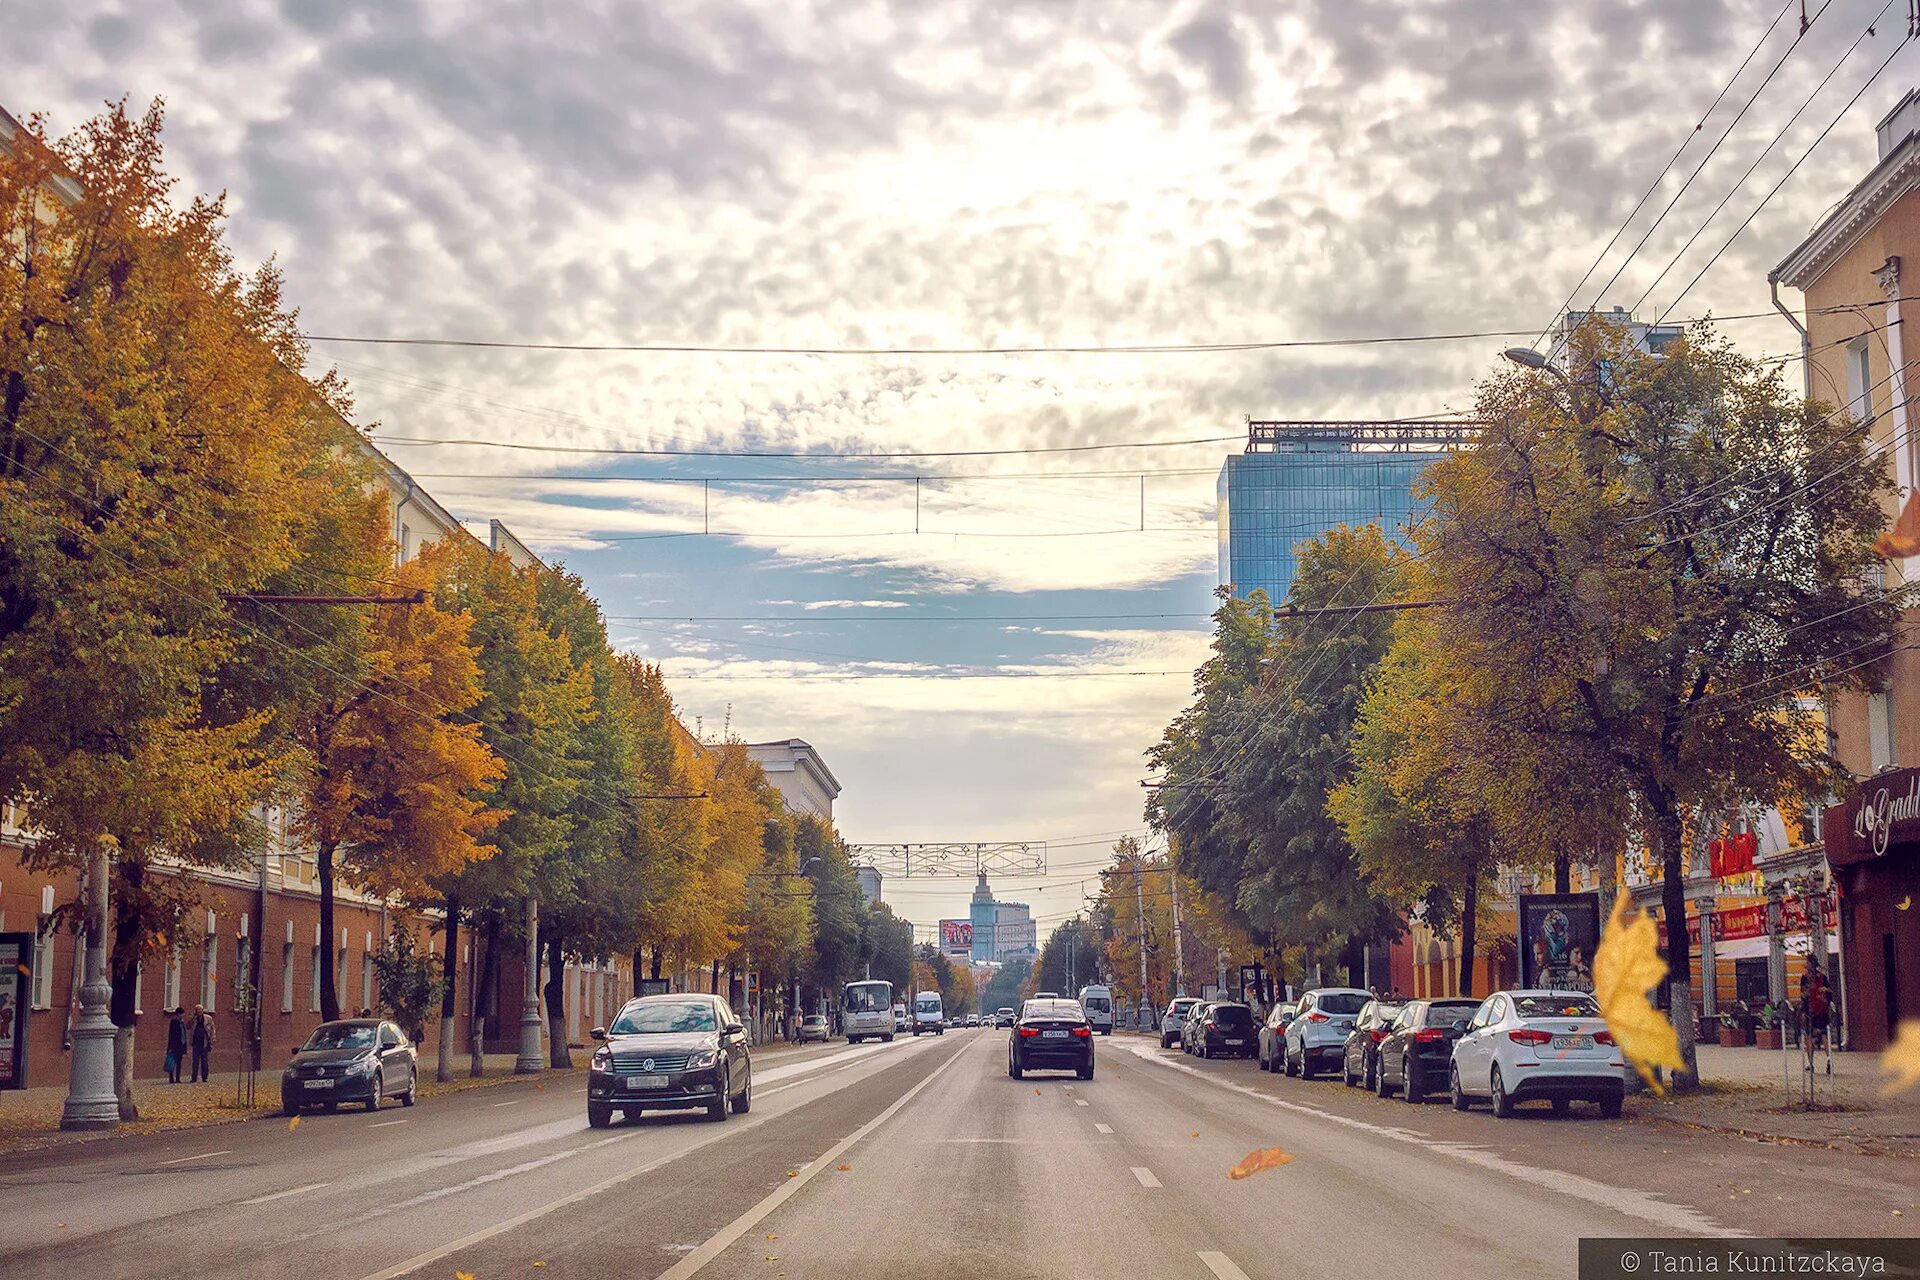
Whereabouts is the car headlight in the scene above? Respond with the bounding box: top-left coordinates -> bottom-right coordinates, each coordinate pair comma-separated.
686,1048 -> 719,1071
592,1046 -> 612,1069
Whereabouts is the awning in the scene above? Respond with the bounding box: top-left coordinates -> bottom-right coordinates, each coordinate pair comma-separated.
1707,932 -> 1840,962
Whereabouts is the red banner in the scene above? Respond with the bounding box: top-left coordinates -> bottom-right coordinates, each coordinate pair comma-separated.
1670,892 -> 1839,946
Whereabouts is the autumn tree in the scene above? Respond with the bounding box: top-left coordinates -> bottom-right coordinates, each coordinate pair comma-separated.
1422,322 -> 1897,1087
861,902 -> 914,994
0,101 -> 383,1115
798,815 -> 868,1011
290,549 -> 504,1022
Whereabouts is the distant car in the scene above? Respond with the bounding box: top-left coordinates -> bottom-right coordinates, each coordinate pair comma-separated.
1077,985 -> 1114,1035
587,993 -> 752,1127
1256,1003 -> 1298,1071
282,1018 -> 418,1115
1449,990 -> 1626,1118
995,1007 -> 1016,1028
1341,998 -> 1405,1091
1009,998 -> 1094,1080
912,990 -> 945,1035
893,1003 -> 908,1031
1375,998 -> 1480,1102
1281,988 -> 1372,1080
798,1014 -> 830,1043
1191,1001 -> 1256,1059
1161,996 -> 1203,1049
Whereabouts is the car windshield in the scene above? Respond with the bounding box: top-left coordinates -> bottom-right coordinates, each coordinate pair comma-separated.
914,996 -> 940,1011
1212,1005 -> 1253,1027
302,1024 -> 376,1051
1424,1003 -> 1480,1027
1514,995 -> 1601,1019
1024,1002 -> 1081,1021
803,1015 -> 826,1025
610,1000 -> 716,1034
1316,993 -> 1369,1015
1083,995 -> 1110,1010
843,983 -> 891,1013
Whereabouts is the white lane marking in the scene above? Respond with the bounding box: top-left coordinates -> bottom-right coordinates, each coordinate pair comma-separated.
370,1120 -> 408,1128
357,1037 -> 969,1280
1095,1123 -> 1114,1134
1199,1251 -> 1251,1280
1073,1098 -> 1089,1107
243,1181 -> 331,1205
490,1100 -> 520,1108
1121,1043 -> 1731,1235
655,1046 -> 972,1280
158,1150 -> 231,1166
1130,1166 -> 1162,1189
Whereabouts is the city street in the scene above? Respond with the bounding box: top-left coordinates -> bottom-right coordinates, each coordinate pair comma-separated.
4,1028 -> 1913,1280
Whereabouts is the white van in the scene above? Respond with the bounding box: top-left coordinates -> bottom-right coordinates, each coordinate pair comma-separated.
1077,985 -> 1114,1035
912,990 -> 945,1036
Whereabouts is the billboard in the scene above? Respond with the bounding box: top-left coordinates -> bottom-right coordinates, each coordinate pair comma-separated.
0,932 -> 28,1090
1516,893 -> 1602,993
939,919 -> 974,955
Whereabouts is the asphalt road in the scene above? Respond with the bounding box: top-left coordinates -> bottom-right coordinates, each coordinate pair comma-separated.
3,1029 -> 1914,1279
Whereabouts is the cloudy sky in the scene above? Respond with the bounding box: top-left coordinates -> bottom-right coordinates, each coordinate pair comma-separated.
15,1 -> 1912,938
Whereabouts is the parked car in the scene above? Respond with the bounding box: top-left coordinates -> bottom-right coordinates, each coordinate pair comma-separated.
797,1014 -> 830,1043
1256,1003 -> 1298,1071
1008,998 -> 1094,1080
1191,1001 -> 1257,1059
1341,998 -> 1405,1091
995,1007 -> 1016,1028
1161,996 -> 1204,1049
1280,988 -> 1372,1079
587,993 -> 752,1128
1448,990 -> 1626,1118
1375,998 -> 1481,1102
1179,1000 -> 1213,1054
281,1018 -> 418,1116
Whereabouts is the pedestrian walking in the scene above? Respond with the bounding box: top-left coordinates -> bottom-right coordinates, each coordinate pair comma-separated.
189,1003 -> 215,1083
164,1008 -> 187,1084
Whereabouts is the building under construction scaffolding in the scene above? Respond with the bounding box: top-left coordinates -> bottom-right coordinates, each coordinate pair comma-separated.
1216,419 -> 1478,606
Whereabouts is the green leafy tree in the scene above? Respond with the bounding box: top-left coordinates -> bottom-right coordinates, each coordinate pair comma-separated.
372,925 -> 449,1044
862,903 -> 914,994
1421,323 -> 1898,1087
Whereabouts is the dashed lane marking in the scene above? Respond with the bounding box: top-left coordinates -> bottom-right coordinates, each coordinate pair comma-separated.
1073,1098 -> 1089,1107
1095,1123 -> 1114,1134
158,1150 -> 230,1166
1130,1167 -> 1162,1189
1198,1251 -> 1251,1280
370,1120 -> 408,1128
244,1182 -> 332,1205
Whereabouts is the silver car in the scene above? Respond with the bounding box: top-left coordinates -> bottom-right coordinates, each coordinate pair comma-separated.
1161,996 -> 1203,1049
1280,987 -> 1372,1080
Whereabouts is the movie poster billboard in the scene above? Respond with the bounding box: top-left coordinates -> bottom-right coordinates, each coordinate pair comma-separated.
939,920 -> 974,956
0,932 -> 29,1090
1516,893 -> 1601,993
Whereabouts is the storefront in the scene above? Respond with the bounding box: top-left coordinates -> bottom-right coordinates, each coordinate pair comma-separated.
1821,766 -> 1920,1052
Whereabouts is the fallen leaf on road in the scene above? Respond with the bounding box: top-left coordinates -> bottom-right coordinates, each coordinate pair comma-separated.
532,1264 -> 546,1270
1228,1147 -> 1294,1179
767,1234 -> 778,1241
785,1170 -> 798,1178
1900,896 -> 1912,912
55,1223 -> 65,1229
836,1163 -> 851,1171
1191,1132 -> 1200,1138
1594,891 -> 1683,1094
455,1272 -> 475,1280
288,1116 -> 300,1131
1880,1022 -> 1920,1096
535,1084 -> 545,1092
1034,1088 -> 1041,1095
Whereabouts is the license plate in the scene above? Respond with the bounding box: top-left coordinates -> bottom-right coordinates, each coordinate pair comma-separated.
624,1074 -> 669,1089
1224,1039 -> 1244,1046
302,1079 -> 333,1090
1551,1035 -> 1592,1050
1042,1029 -> 1069,1039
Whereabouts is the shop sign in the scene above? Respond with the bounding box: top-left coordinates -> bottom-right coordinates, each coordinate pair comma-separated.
1822,766 -> 1920,866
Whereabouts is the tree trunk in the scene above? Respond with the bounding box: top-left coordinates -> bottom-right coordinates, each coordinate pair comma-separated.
108,861 -> 143,1121
544,933 -> 571,1069
1654,800 -> 1700,1092
649,949 -> 663,981
710,959 -> 721,997
471,914 -> 497,1078
1458,866 -> 1479,999
632,947 -> 646,997
1554,851 -> 1572,895
438,895 -> 460,1083
317,843 -> 339,1022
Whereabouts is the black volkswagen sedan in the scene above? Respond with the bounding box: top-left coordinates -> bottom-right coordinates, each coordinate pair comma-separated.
588,993 -> 752,1127
1008,998 -> 1094,1080
281,1019 -> 418,1115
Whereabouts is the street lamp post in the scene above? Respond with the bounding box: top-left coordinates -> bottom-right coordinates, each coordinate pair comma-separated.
515,895 -> 543,1074
61,836 -> 119,1130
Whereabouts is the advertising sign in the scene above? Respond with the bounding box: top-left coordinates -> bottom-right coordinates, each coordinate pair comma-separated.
0,932 -> 29,1090
939,919 -> 974,955
1516,893 -> 1602,993
1823,766 -> 1920,865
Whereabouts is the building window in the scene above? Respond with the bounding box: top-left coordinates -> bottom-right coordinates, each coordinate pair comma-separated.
1869,692 -> 1898,773
400,522 -> 413,562
310,945 -> 322,1012
31,921 -> 54,1009
200,935 -> 217,1011
163,948 -> 181,1012
1846,340 -> 1874,423
281,943 -> 294,1013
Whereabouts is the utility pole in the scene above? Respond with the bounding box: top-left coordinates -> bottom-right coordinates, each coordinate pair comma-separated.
515,895 -> 543,1074
1170,864 -> 1184,999
1133,860 -> 1148,1011
61,836 -> 118,1130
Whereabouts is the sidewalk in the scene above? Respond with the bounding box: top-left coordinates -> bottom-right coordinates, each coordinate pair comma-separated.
0,1052 -> 567,1157
1628,1043 -> 1920,1156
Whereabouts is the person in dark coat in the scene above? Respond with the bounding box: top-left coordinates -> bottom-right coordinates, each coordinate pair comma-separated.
189,1004 -> 215,1083
165,1008 -> 187,1084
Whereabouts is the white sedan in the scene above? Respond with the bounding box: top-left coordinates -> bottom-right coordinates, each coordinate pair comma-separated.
1448,990 -> 1627,1119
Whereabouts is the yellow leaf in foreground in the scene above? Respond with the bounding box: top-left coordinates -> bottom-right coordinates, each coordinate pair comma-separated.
1879,1021 -> 1920,1096
1228,1147 -> 1295,1179
1593,892 -> 1683,1094
455,1272 -> 475,1280
288,1116 -> 300,1132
